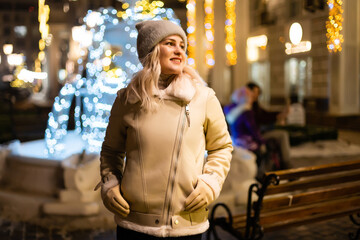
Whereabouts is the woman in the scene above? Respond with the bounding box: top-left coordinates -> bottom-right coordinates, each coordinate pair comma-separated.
96,20 -> 233,239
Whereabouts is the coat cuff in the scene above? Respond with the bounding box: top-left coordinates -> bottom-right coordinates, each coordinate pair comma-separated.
198,173 -> 221,200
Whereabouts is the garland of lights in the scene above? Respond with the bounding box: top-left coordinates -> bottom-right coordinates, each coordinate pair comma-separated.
326,0 -> 343,52
45,1 -> 181,154
186,0 -> 196,67
10,0 -> 49,91
118,0 -> 166,20
204,0 -> 215,68
225,0 -> 237,65
37,0 -> 50,71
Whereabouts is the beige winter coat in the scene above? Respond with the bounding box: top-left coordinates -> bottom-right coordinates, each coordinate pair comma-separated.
99,75 -> 233,237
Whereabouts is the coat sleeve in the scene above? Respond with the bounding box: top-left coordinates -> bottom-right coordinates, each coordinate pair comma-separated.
199,88 -> 233,199
98,91 -> 127,193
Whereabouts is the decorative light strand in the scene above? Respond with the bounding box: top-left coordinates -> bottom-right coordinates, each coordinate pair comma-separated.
204,0 -> 214,68
326,0 -> 343,52
136,0 -> 164,18
186,0 -> 196,67
225,0 -> 237,65
37,0 -> 50,71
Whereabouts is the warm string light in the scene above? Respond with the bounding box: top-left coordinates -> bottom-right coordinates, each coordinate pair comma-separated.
45,2 -> 182,154
186,0 -> 196,67
10,64 -> 28,88
204,0 -> 214,68
37,0 -> 50,71
225,0 -> 236,65
137,0 -> 164,18
326,0 -> 343,52
117,0 -> 165,20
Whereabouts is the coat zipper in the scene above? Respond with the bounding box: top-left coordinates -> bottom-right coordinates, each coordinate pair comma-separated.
164,104 -> 187,226
185,104 -> 190,127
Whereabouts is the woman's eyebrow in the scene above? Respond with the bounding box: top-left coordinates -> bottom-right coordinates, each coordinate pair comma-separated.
163,38 -> 184,44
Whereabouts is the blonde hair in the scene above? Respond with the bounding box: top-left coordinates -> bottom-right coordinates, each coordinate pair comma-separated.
124,44 -> 203,111
124,45 -> 162,110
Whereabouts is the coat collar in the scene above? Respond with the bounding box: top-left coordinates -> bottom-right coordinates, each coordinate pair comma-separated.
126,72 -> 202,104
153,73 -> 196,103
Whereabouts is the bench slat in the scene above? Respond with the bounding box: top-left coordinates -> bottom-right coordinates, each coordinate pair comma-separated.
262,208 -> 360,232
266,170 -> 360,195
262,184 -> 360,210
231,193 -> 360,230
265,159 -> 360,180
259,195 -> 360,225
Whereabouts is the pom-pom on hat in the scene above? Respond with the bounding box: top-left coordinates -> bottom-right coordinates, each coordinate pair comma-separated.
135,20 -> 187,61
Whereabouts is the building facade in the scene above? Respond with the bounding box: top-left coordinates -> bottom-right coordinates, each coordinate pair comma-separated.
236,0 -> 360,115
195,0 -> 359,117
1,0 -> 359,117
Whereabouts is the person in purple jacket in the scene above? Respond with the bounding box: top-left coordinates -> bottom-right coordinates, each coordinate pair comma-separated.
224,87 -> 265,153
224,86 -> 289,176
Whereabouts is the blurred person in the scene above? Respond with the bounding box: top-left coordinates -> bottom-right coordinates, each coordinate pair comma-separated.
224,86 -> 290,177
224,87 -> 265,153
95,20 -> 233,240
286,93 -> 306,126
246,82 -> 289,129
246,82 -> 292,169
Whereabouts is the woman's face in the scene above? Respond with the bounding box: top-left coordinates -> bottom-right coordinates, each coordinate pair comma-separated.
158,35 -> 186,75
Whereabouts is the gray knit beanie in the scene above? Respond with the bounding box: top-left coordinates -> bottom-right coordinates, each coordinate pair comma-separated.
135,20 -> 187,61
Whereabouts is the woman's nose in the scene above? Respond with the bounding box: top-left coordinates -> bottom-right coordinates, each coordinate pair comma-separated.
174,47 -> 181,55
174,44 -> 183,53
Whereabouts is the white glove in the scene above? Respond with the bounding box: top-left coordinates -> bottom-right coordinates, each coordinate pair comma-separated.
102,185 -> 130,217
184,179 -> 215,212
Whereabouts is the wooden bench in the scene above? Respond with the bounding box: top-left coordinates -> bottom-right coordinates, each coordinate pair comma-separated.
208,159 -> 360,240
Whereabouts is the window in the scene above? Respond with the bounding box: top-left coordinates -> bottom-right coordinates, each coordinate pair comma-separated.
289,0 -> 302,18
284,57 -> 312,103
250,61 -> 270,105
14,26 -> 27,38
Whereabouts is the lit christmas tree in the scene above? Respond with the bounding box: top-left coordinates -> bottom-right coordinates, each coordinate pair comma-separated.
45,0 -> 182,154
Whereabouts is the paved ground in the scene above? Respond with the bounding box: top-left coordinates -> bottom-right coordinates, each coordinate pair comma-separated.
0,218 -> 115,240
263,216 -> 360,240
0,215 -> 359,240
208,215 -> 360,240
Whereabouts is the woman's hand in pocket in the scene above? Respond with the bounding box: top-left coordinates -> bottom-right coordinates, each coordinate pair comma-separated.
184,179 -> 214,212
102,185 -> 130,217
